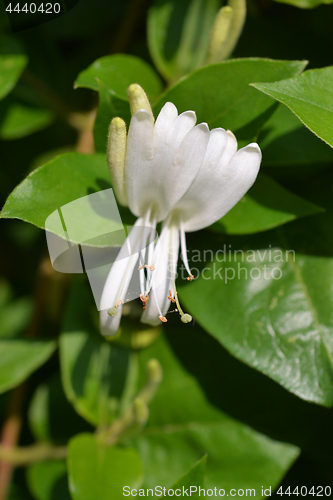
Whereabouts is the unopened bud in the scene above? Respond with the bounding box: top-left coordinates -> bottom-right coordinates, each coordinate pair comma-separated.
107,117 -> 128,206
206,6 -> 233,64
127,84 -> 154,123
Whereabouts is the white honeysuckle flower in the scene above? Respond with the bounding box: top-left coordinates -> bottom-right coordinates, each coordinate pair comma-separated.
100,84 -> 262,336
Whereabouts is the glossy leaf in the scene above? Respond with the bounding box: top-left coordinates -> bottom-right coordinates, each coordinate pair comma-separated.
259,105 -> 333,166
0,340 -> 56,394
179,227 -> 333,406
0,54 -> 27,101
252,66 -> 333,149
0,102 -> 54,140
75,54 -> 162,100
211,173 -> 323,234
170,456 -> 206,495
147,0 -> 220,82
68,434 -> 143,500
154,58 -> 307,147
135,334 -> 299,491
26,461 -> 70,500
0,153 -> 126,247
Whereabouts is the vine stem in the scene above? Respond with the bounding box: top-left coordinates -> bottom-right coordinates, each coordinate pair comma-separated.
0,444 -> 67,466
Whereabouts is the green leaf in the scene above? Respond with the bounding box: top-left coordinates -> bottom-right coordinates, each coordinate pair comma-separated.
0,279 -> 33,338
272,0 -> 333,8
170,456 -> 206,497
68,434 -> 143,500
147,0 -> 220,82
135,334 -> 299,492
75,54 -> 162,100
0,152 -> 126,247
60,281 -> 140,426
26,461 -> 70,500
0,102 -> 54,140
260,105 -> 333,166
154,58 -> 307,147
0,340 -> 56,394
179,227 -> 333,406
251,66 -> 333,149
0,54 -> 27,101
211,173 -> 324,234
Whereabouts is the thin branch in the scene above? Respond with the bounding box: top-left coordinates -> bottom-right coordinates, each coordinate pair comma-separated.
0,444 -> 67,466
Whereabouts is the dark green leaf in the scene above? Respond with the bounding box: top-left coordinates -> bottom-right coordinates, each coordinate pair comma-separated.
170,456 -> 206,497
0,297 -> 32,338
211,173 -> 324,234
154,58 -> 307,147
0,54 -> 27,101
252,66 -> 333,149
0,279 -> 32,338
260,105 -> 333,166
135,334 -> 299,491
75,54 -> 162,100
26,461 -> 70,500
147,0 -> 220,82
0,153 -> 127,247
0,340 -> 56,394
0,102 -> 54,140
68,434 -> 143,500
179,227 -> 333,406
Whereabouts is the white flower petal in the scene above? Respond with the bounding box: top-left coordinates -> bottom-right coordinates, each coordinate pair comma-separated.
125,110 -> 154,217
178,140 -> 261,232
166,110 -> 196,149
125,105 -> 209,222
153,102 -> 178,155
141,224 -> 179,326
99,218 -> 144,336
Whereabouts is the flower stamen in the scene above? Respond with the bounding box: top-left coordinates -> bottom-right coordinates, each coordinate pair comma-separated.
140,293 -> 150,310
168,289 -> 176,303
180,222 -> 194,282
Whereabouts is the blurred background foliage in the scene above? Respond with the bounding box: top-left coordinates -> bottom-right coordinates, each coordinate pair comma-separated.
1,0 -> 333,498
